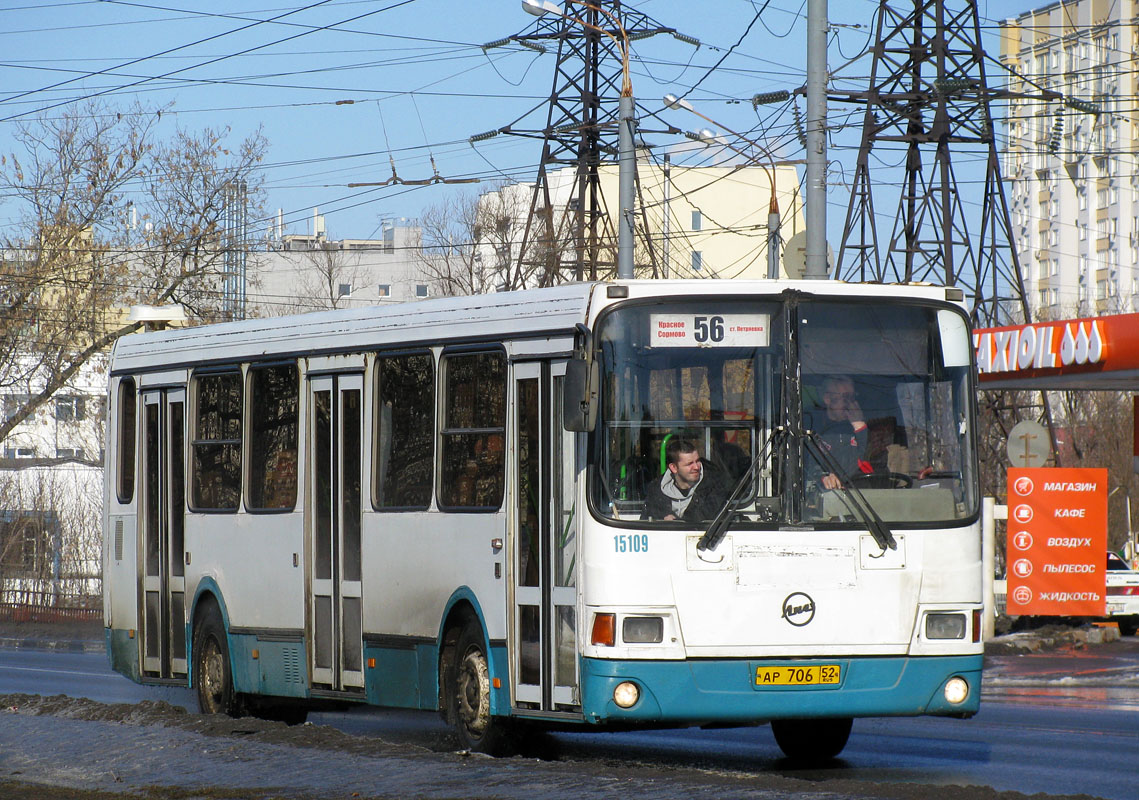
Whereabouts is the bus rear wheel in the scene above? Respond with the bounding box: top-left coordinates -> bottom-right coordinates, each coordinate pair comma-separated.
771,717 -> 853,762
447,623 -> 515,755
193,604 -> 241,718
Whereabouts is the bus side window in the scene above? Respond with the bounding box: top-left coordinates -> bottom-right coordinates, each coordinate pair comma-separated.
247,363 -> 298,511
191,371 -> 243,512
117,377 -> 137,504
374,352 -> 435,510
438,351 -> 505,510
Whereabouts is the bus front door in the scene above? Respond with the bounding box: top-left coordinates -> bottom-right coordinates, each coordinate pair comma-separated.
308,374 -> 364,692
139,388 -> 187,679
511,361 -> 580,713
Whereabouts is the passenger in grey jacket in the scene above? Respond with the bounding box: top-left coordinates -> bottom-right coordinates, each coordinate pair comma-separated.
644,438 -> 729,522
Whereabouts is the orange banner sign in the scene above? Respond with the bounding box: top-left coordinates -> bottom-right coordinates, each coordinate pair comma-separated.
1006,467 -> 1107,616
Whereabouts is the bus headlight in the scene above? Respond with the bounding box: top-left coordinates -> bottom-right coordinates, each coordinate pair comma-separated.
613,681 -> 640,709
944,676 -> 969,705
622,616 -> 663,643
925,612 -> 966,639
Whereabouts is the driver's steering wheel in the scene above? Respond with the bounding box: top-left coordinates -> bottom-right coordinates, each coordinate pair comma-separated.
847,471 -> 913,489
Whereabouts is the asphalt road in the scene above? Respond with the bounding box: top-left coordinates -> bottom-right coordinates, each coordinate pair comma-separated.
0,635 -> 1136,800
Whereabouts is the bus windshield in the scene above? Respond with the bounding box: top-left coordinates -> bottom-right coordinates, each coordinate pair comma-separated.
590,296 -> 976,528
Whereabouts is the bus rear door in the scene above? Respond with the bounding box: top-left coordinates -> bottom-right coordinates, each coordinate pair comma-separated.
511,360 -> 580,714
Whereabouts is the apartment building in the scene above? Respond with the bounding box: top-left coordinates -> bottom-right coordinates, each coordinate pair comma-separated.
1000,0 -> 1139,318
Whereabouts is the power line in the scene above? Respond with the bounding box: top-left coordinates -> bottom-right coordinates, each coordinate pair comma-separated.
0,0 -> 423,122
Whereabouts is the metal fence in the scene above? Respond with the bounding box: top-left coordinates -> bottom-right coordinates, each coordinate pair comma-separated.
0,585 -> 101,622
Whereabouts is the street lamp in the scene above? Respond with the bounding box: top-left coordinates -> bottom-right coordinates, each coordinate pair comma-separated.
663,93 -> 783,280
522,0 -> 636,279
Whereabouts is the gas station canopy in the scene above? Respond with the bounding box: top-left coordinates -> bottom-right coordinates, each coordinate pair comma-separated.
974,313 -> 1139,391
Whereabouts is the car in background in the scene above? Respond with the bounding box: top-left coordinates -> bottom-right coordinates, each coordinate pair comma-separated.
1106,551 -> 1139,636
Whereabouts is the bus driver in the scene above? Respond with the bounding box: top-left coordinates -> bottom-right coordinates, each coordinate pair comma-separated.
645,438 -> 729,521
815,375 -> 873,490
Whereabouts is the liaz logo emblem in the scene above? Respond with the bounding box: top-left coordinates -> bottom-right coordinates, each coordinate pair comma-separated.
781,592 -> 815,627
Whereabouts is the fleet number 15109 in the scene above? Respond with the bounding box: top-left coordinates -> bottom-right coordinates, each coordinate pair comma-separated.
614,534 -> 649,553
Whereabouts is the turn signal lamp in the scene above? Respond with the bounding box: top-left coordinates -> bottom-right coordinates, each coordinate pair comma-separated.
591,613 -> 616,646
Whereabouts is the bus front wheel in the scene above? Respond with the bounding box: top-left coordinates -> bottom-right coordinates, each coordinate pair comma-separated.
771,717 -> 853,762
447,623 -> 515,755
193,604 -> 240,718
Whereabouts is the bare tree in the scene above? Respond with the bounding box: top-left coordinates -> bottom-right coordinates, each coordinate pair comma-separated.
128,124 -> 267,321
416,186 -> 555,297
1051,388 -> 1137,554
290,244 -> 370,311
415,193 -> 496,297
0,101 -> 267,441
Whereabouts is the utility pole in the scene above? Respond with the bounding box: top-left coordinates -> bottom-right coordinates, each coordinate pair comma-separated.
617,92 -> 635,279
662,153 -> 671,278
804,0 -> 829,279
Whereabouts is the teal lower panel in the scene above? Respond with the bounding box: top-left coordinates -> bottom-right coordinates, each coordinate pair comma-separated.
359,642 -> 507,713
489,643 -> 510,716
106,628 -> 141,683
228,633 -> 309,699
580,654 -> 982,724
364,642 -> 441,711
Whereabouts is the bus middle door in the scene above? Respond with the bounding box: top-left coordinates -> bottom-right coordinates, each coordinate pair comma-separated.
510,360 -> 579,714
139,388 -> 187,680
308,374 -> 364,692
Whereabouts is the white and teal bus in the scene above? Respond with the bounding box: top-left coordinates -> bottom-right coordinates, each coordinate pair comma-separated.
103,279 -> 982,760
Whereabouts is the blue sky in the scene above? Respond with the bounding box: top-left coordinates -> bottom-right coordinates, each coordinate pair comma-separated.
0,0 -> 1028,243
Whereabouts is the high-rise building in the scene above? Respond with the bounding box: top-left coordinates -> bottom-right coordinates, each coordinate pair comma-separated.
1000,1 -> 1137,318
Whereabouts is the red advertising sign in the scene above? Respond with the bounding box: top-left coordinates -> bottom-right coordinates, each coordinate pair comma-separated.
1006,468 -> 1107,616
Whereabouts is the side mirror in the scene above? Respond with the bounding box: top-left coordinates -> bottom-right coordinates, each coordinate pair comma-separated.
563,359 -> 598,432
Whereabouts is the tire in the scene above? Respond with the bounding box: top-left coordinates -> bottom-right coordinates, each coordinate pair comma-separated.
771,717 -> 853,762
1117,617 -> 1138,637
193,603 -> 242,718
446,622 -> 515,755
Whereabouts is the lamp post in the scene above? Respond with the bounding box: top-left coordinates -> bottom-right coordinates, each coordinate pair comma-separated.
523,0 -> 635,279
663,94 -> 782,279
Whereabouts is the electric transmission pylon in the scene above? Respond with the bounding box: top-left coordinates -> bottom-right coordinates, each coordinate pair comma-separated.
832,0 -> 1035,327
485,1 -> 689,282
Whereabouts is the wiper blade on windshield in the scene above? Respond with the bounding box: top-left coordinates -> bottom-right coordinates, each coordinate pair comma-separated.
697,428 -> 785,553
804,432 -> 897,553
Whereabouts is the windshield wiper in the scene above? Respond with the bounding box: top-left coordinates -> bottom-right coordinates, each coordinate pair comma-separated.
804,432 -> 897,553
697,427 -> 785,553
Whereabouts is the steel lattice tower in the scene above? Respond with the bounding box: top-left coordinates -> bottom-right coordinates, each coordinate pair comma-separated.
833,0 -> 1032,327
495,1 -> 679,282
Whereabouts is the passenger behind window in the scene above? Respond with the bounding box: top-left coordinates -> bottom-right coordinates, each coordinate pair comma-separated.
644,438 -> 730,522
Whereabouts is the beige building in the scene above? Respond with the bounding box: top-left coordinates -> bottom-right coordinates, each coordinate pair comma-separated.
482,160 -> 805,283
1000,0 -> 1139,318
